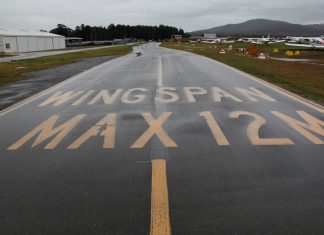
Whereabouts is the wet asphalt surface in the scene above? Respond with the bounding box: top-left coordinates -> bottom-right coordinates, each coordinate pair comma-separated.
0,56 -> 119,110
0,43 -> 324,234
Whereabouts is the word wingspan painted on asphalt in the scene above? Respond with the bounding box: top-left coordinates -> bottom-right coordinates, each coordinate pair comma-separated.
37,86 -> 277,107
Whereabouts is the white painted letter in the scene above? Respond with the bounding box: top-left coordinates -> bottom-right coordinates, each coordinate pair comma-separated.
212,87 -> 242,102
121,88 -> 147,104
72,90 -> 95,106
88,89 -> 123,105
184,87 -> 207,102
155,87 -> 179,103
39,91 -> 84,107
235,87 -> 276,102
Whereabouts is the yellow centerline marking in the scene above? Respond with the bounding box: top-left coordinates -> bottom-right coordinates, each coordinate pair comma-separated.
150,160 -> 171,235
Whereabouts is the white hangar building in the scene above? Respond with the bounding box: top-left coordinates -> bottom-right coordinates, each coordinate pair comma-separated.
0,29 -> 65,54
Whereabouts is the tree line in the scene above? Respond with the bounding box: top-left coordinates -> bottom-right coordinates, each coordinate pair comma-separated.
50,24 -> 186,41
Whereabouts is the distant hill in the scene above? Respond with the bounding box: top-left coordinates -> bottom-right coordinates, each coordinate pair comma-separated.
190,19 -> 324,37
307,24 -> 324,31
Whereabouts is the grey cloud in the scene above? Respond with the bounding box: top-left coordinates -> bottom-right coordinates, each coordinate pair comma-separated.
0,0 -> 323,32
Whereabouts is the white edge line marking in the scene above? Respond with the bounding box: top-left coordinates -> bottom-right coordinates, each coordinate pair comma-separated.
157,56 -> 163,87
0,54 -> 131,117
164,47 -> 324,114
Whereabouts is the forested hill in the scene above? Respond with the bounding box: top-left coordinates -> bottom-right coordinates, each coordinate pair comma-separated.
50,24 -> 185,41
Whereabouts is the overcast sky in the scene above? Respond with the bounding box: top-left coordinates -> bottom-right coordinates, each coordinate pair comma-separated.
1,0 -> 324,32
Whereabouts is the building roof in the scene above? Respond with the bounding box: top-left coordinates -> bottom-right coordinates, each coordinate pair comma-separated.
65,37 -> 83,40
0,29 -> 64,38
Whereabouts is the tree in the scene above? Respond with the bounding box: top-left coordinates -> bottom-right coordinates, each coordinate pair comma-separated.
50,24 -> 73,37
50,23 -> 186,41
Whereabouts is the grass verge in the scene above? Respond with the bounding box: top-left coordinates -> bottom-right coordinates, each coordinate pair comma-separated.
161,42 -> 324,103
0,44 -> 135,87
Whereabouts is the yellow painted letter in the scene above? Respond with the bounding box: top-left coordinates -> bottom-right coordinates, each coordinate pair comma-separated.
131,112 -> 177,148
272,111 -> 324,144
200,111 -> 230,145
68,113 -> 117,149
229,111 -> 294,145
8,114 -> 85,150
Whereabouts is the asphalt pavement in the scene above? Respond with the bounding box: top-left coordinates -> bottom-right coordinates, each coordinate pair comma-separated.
0,55 -> 119,110
0,43 -> 323,235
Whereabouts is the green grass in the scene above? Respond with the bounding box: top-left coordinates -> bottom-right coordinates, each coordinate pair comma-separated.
162,42 -> 324,103
0,44 -> 135,87
0,53 -> 14,57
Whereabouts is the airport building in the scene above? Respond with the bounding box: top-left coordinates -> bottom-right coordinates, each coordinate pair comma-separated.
203,33 -> 217,39
0,29 -> 65,54
170,35 -> 183,41
189,33 -> 217,41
